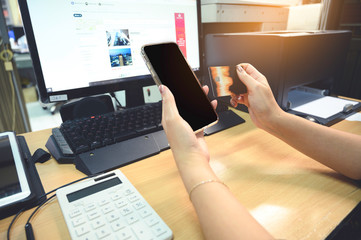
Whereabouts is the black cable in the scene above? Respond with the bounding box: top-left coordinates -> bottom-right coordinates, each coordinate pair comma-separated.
110,92 -> 123,109
7,208 -> 25,240
7,173 -> 101,240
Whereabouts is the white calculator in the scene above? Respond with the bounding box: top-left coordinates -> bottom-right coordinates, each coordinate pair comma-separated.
56,169 -> 173,240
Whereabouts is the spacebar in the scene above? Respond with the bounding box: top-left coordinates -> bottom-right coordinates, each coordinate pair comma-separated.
113,131 -> 137,142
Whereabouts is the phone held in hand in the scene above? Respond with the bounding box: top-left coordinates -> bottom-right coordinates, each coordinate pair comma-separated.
141,42 -> 218,133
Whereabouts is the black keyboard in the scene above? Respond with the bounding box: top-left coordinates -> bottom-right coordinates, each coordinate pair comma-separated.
55,101 -> 163,155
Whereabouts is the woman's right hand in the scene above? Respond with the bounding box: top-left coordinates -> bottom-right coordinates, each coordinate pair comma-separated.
230,63 -> 285,132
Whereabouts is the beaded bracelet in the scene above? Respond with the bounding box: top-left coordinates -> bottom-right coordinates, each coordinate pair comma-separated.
189,179 -> 228,200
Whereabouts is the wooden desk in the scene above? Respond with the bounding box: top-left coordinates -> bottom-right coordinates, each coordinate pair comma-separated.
1,110 -> 361,240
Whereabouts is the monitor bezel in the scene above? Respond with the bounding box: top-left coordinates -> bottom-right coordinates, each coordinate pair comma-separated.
18,0 -> 204,105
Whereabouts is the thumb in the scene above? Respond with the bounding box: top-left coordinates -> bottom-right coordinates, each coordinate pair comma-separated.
159,85 -> 179,120
236,65 -> 257,91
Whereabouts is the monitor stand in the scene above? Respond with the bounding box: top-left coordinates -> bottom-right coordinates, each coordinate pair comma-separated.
204,99 -> 245,135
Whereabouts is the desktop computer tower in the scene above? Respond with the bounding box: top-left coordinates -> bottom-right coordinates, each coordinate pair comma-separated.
204,30 -> 352,110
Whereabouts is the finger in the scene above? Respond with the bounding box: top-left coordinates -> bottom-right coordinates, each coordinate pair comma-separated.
239,63 -> 265,82
202,85 -> 209,95
236,65 -> 258,90
211,99 -> 217,110
230,94 -> 248,108
159,85 -> 179,123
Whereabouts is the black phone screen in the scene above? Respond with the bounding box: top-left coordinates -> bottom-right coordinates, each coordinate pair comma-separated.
143,42 -> 218,131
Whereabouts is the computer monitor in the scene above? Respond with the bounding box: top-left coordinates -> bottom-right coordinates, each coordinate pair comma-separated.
18,0 -> 203,107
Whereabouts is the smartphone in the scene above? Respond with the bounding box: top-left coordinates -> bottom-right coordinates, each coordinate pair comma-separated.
208,66 -> 247,97
141,42 -> 218,132
0,132 -> 31,207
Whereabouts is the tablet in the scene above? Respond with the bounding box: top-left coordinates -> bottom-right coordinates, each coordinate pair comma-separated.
0,132 -> 31,208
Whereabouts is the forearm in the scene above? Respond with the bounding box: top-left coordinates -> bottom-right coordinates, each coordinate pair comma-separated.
175,156 -> 273,240
266,111 -> 361,180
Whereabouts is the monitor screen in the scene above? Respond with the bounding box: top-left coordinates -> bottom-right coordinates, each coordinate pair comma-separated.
19,0 -> 202,106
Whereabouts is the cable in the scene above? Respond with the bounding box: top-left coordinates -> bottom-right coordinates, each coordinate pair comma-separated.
110,92 -> 123,109
7,208 -> 25,240
7,173 -> 101,240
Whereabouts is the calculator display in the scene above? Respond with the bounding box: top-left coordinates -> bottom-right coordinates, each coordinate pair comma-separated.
67,177 -> 122,203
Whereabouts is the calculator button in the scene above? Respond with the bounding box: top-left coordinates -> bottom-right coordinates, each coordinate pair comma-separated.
123,188 -> 134,196
106,213 -> 119,223
145,216 -> 159,227
127,195 -> 139,202
87,211 -> 100,220
98,199 -> 110,206
131,222 -> 155,240
115,199 -> 128,208
111,219 -> 127,232
111,193 -> 122,201
78,235 -> 93,240
69,208 -> 82,218
118,227 -> 135,240
139,208 -> 152,218
84,203 -> 97,212
101,205 -> 114,214
120,206 -> 133,216
75,225 -> 91,237
95,227 -> 111,239
126,214 -> 139,225
72,217 -> 86,227
152,224 -> 167,237
132,201 -> 146,210
91,218 -> 106,229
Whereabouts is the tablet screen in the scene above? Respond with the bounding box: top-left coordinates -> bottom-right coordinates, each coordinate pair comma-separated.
0,135 -> 22,199
0,133 -> 30,207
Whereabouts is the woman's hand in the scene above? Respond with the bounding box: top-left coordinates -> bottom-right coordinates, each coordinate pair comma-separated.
159,85 -> 217,167
230,63 -> 285,132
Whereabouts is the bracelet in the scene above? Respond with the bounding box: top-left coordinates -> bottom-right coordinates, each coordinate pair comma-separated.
189,179 -> 228,200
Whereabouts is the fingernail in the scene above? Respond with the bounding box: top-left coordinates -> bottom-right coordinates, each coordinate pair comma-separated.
236,65 -> 243,73
159,85 -> 164,95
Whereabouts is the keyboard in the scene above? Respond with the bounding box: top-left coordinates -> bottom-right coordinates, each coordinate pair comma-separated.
56,169 -> 173,240
53,101 -> 163,156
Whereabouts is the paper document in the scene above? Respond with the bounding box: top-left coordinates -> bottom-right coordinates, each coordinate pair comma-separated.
288,90 -> 359,119
346,113 -> 361,122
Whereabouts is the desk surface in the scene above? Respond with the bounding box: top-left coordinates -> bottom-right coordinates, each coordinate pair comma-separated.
1,110 -> 361,240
